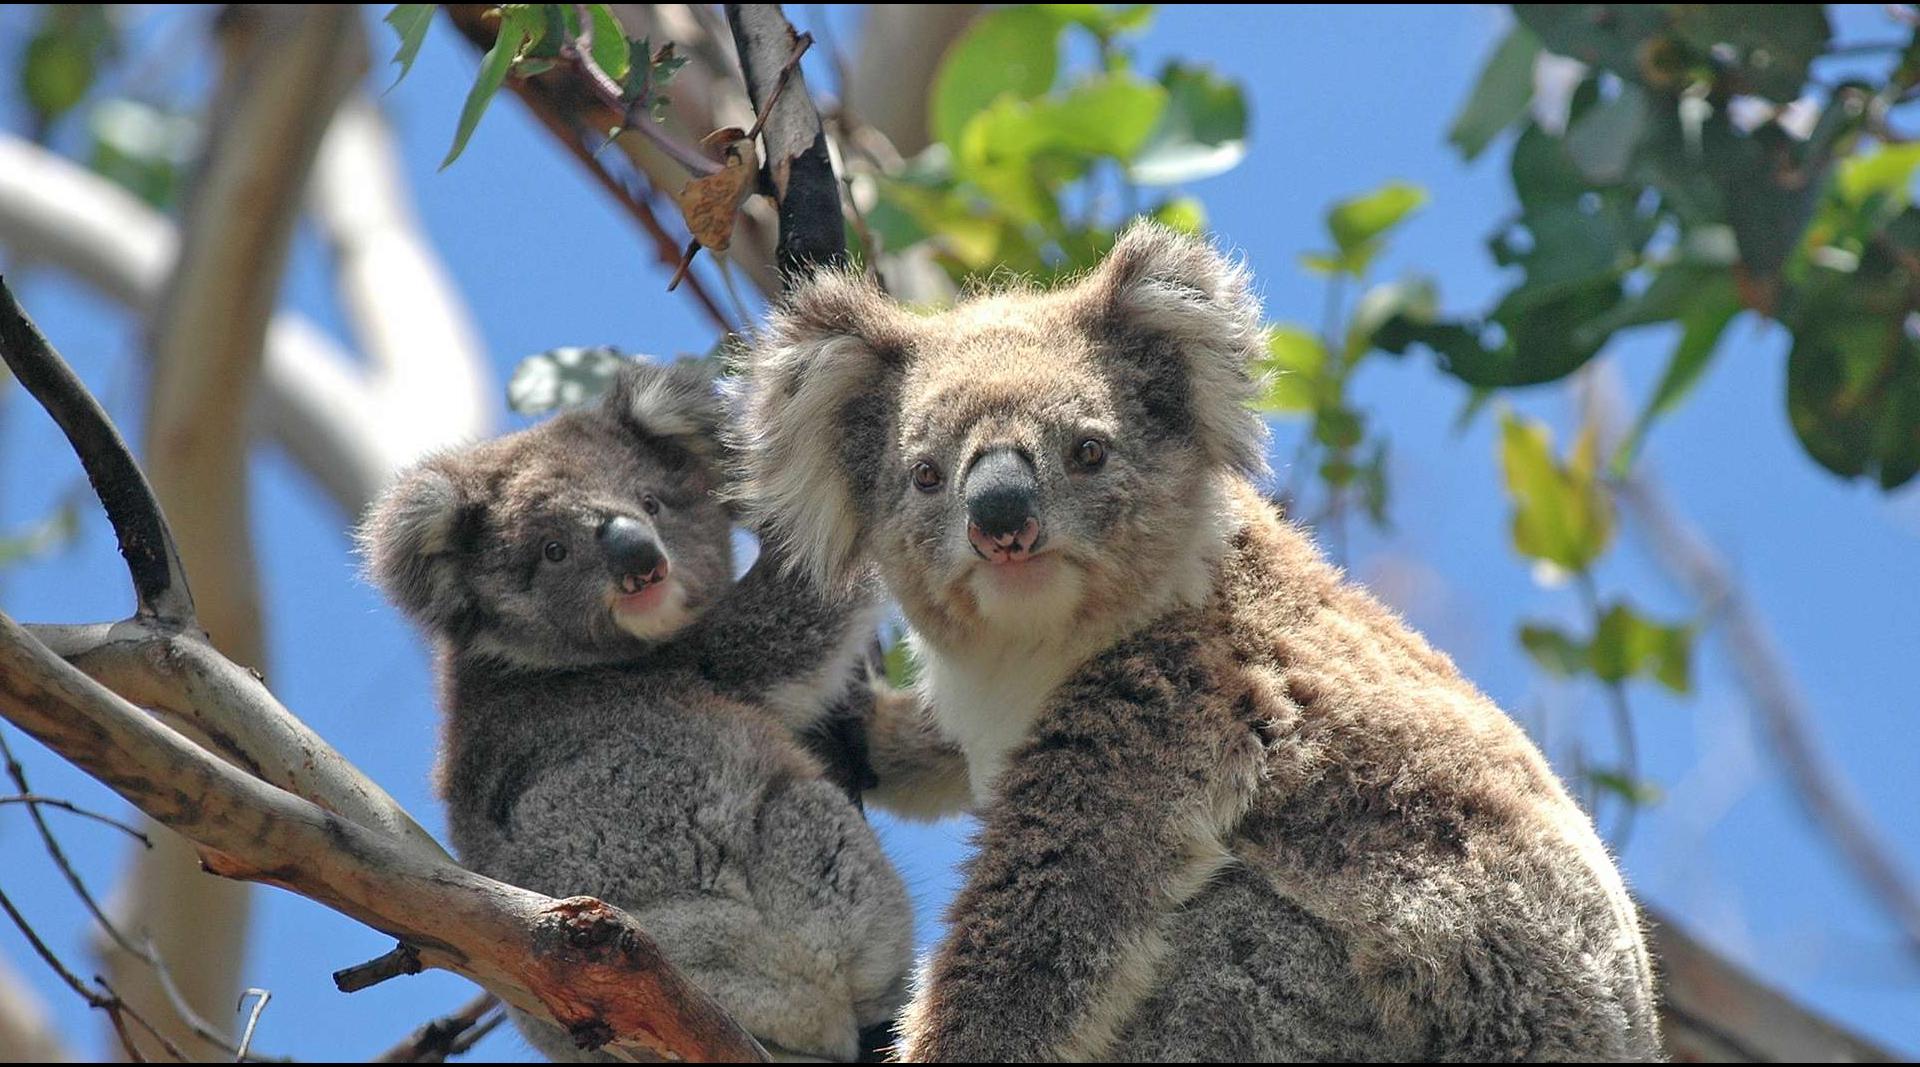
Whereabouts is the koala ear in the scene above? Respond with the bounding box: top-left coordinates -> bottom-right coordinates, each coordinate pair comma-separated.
603,357 -> 728,468
732,270 -> 915,588
1084,221 -> 1270,478
356,462 -> 481,635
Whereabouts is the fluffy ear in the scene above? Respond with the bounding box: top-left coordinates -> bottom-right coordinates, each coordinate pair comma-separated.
731,270 -> 916,588
1082,221 -> 1270,478
356,461 -> 481,636
603,357 -> 728,467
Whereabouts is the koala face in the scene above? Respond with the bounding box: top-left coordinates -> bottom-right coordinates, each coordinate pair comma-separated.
361,360 -> 733,668
736,222 -> 1270,649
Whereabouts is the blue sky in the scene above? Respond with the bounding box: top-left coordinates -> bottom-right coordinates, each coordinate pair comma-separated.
1,5 -> 1916,1060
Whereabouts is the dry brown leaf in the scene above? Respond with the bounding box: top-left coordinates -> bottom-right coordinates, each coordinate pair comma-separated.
676,128 -> 759,253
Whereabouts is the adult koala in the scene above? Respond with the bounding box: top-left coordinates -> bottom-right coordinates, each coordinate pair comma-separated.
733,223 -> 1661,1061
360,360 -> 912,1061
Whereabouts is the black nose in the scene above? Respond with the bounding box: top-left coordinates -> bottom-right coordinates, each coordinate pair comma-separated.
965,449 -> 1039,540
599,516 -> 667,585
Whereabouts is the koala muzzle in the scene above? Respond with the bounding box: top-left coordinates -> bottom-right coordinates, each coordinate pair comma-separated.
599,515 -> 670,590
965,449 -> 1044,562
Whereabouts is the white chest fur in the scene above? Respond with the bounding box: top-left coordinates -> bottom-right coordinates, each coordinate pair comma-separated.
913,632 -> 1088,804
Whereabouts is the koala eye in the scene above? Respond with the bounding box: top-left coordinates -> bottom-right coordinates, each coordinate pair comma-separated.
1073,438 -> 1109,471
543,540 -> 568,563
641,494 -> 661,516
911,461 -> 944,493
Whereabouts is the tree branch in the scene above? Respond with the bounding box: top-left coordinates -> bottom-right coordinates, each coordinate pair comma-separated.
0,132 -> 494,519
0,281 -> 190,625
441,3 -> 740,330
0,275 -> 767,1061
725,4 -> 846,278
375,993 -> 504,1063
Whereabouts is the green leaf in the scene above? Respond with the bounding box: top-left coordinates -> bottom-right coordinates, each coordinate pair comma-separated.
1563,83 -> 1647,185
1252,326 -> 1325,413
1039,4 -> 1155,37
441,4 -> 543,169
383,4 -> 436,88
1591,602 -> 1693,693
883,636 -> 920,689
955,72 -> 1166,221
1347,277 -> 1437,361
1358,441 -> 1391,528
1449,24 -> 1540,161
1588,769 -> 1663,807
1313,406 -> 1364,450
1326,181 -> 1428,272
1149,196 -> 1207,234
23,29 -> 94,122
1835,141 -> 1920,209
1519,623 -> 1588,678
1498,411 -> 1613,572
587,4 -> 630,84
507,346 -> 633,415
1668,4 -> 1831,103
1130,62 -> 1248,185
1612,273 -> 1740,473
87,98 -> 196,209
931,6 -> 1061,149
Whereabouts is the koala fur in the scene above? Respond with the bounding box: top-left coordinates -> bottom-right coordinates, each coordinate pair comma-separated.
734,223 -> 1662,1061
359,360 -> 913,1062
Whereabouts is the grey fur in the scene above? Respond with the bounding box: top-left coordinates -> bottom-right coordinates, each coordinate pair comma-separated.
358,360 -> 912,1061
737,223 -> 1662,1062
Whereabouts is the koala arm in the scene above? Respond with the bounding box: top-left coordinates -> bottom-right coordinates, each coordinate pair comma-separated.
679,544 -> 882,731
899,623 -> 1268,1062
861,680 -> 973,821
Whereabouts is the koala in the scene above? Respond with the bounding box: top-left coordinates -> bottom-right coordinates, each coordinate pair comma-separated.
733,223 -> 1663,1061
358,360 -> 913,1062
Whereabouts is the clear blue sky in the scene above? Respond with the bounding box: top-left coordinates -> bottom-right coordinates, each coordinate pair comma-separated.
1,5 -> 1916,1060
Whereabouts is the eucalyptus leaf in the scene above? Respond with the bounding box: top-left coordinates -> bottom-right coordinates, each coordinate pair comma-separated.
1130,62 -> 1248,186
507,346 -> 634,415
931,6 -> 1061,150
441,4 -> 543,169
383,5 -> 436,88
1449,24 -> 1541,162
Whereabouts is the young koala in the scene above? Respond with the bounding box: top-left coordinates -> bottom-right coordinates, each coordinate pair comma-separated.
734,223 -> 1662,1061
359,360 -> 912,1062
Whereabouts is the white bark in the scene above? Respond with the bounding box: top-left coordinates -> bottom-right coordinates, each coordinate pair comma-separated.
0,952 -> 70,1062
103,8 -> 364,1060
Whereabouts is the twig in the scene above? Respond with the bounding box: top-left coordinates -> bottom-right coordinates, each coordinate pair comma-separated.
333,943 -> 422,994
0,793 -> 153,845
234,988 -> 271,1063
567,8 -> 725,178
374,993 -> 502,1063
1580,367 -> 1920,958
0,880 -> 188,1063
1616,471 -> 1920,956
0,728 -> 295,1060
440,4 -> 735,331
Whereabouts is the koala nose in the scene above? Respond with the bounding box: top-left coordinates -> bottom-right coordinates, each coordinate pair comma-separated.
599,516 -> 669,590
965,449 -> 1043,561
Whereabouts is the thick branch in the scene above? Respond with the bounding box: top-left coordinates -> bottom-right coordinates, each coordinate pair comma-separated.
725,4 -> 846,279
0,282 -> 191,625
310,92 -> 496,489
0,134 -> 493,518
1646,911 -> 1896,1062
0,611 -> 765,1062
